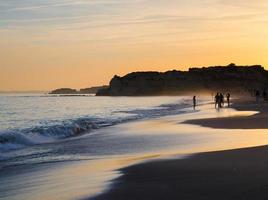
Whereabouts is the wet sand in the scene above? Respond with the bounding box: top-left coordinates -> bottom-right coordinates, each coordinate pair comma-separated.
92,100 -> 268,200
185,101 -> 268,129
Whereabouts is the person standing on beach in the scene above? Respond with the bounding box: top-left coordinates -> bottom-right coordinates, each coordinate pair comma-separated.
226,93 -> 231,107
193,96 -> 196,110
214,93 -> 219,108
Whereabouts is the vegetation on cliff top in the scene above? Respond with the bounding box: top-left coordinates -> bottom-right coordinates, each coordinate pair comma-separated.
96,64 -> 268,96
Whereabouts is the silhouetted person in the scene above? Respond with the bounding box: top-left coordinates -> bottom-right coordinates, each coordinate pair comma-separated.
220,93 -> 224,107
215,93 -> 222,109
193,96 -> 196,110
226,93 -> 231,107
256,90 -> 260,103
214,93 -> 219,108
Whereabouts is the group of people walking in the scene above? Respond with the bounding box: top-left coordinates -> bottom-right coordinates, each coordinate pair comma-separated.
214,92 -> 230,109
192,92 -> 231,110
192,89 -> 268,110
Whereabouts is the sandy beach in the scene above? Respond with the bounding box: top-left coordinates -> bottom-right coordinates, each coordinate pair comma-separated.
3,0 -> 268,199
185,100 -> 268,129
3,97 -> 268,200
92,99 -> 268,200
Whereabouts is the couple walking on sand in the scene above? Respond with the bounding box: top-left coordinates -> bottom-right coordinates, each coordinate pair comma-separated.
215,92 -> 230,108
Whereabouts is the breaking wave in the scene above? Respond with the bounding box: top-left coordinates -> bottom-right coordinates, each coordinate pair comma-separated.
0,99 -> 195,152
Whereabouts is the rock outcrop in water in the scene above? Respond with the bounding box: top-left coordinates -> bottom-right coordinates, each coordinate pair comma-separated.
96,64 -> 268,96
50,88 -> 77,94
50,86 -> 108,94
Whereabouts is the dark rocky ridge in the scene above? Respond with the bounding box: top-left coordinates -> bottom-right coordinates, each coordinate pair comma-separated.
49,88 -> 77,94
96,64 -> 268,96
50,86 -> 108,94
79,86 -> 109,94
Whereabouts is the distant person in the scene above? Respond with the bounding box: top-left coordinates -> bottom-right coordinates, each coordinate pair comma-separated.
193,96 -> 196,110
256,90 -> 260,103
226,93 -> 231,107
214,93 -> 219,108
220,93 -> 224,107
215,93 -> 221,109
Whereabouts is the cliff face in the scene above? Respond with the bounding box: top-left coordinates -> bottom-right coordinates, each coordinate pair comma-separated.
79,86 -> 108,94
96,64 -> 268,96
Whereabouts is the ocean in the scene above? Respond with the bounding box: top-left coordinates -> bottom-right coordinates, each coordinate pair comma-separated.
0,94 -> 201,200
2,94 -> 268,200
0,94 -> 194,164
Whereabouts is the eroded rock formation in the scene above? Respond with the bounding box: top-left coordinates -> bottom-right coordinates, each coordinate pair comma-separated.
96,64 -> 268,96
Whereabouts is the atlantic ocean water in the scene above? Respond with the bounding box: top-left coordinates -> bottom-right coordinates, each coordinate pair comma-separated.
3,94 -> 268,200
0,94 -> 194,165
0,94 -> 203,200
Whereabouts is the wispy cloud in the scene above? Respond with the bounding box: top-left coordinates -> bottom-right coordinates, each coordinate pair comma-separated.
4,0 -> 130,11
219,0 -> 268,9
1,0 -> 145,12
1,0 -> 267,25
1,0 -> 268,90
1,0 -> 268,45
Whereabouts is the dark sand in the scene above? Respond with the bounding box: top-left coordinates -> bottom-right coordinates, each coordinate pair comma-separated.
92,100 -> 268,200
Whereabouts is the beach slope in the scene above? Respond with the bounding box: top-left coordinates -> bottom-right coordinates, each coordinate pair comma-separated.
185,102 -> 268,129
93,145 -> 268,200
92,101 -> 268,200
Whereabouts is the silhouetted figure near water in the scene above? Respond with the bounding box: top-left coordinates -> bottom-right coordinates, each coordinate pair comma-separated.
214,93 -> 222,109
256,90 -> 260,103
193,96 -> 196,110
214,93 -> 225,108
226,93 -> 230,107
214,93 -> 219,108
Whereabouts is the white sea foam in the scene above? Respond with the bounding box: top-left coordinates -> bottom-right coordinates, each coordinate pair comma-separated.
0,105 -> 189,151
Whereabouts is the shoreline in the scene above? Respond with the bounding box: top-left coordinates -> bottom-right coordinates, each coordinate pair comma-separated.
3,97 -> 268,200
91,99 -> 268,200
92,144 -> 268,200
185,99 -> 268,129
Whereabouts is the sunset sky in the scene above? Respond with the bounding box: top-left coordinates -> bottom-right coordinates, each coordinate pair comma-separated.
1,0 -> 268,91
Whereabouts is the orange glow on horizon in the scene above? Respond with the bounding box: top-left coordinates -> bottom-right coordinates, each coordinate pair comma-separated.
1,0 -> 268,91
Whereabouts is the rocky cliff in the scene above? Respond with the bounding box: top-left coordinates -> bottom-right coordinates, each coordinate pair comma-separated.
96,64 -> 268,96
79,86 -> 108,94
